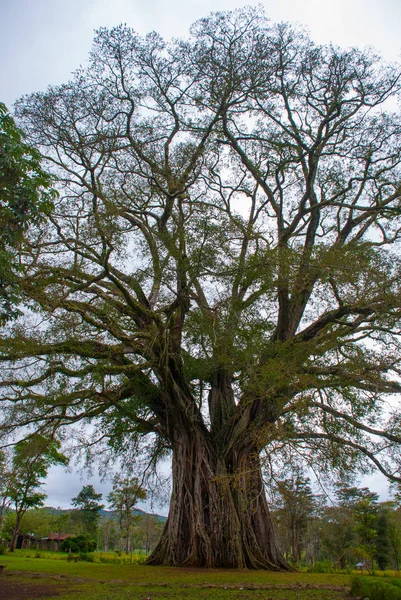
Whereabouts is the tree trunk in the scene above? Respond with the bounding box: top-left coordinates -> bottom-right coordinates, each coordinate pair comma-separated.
10,524 -> 19,552
147,426 -> 290,569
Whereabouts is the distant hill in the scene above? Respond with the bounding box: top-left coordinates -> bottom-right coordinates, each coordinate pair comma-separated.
99,508 -> 167,522
43,506 -> 167,522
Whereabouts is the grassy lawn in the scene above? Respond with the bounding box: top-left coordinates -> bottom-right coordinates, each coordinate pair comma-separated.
0,550 -> 354,599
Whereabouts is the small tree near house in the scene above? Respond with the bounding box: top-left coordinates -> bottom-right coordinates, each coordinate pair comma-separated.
108,476 -> 147,554
7,436 -> 67,551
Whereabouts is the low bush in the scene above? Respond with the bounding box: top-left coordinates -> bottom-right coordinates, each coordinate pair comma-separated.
78,552 -> 95,562
97,553 -> 147,565
60,534 -> 96,553
351,575 -> 401,600
306,560 -> 352,574
0,544 -> 6,555
307,560 -> 335,573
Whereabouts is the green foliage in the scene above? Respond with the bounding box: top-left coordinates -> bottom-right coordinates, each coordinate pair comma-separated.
375,510 -> 390,570
0,103 -> 55,233
306,560 -> 334,573
60,534 -> 96,553
387,507 -> 401,570
5,436 -> 67,550
9,436 -> 68,512
320,504 -> 357,568
1,506 -> 82,541
0,448 -> 11,526
21,507 -> 64,538
327,485 -> 380,568
78,551 -> 95,562
271,470 -> 323,564
107,476 -> 147,554
271,479 -> 401,571
71,485 -> 104,539
306,560 -> 352,574
351,575 -> 401,600
0,103 -> 56,322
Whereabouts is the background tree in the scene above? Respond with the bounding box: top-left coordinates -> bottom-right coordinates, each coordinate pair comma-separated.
107,476 -> 147,554
0,103 -> 56,323
60,533 -> 96,553
7,436 -> 67,551
0,450 -> 12,537
331,486 -> 379,569
387,505 -> 401,570
0,8 -> 401,569
98,513 -> 119,552
320,502 -> 357,568
71,485 -> 104,540
270,472 -> 321,564
2,507 -> 55,542
51,508 -> 73,540
374,505 -> 390,570
351,492 -> 379,570
140,514 -> 164,555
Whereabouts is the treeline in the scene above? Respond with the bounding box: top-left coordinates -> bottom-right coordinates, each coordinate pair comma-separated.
2,443 -> 400,567
0,469 -> 164,555
1,504 -> 164,555
270,475 -> 401,570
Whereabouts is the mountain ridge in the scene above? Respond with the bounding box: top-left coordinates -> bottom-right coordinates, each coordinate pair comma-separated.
42,506 -> 167,522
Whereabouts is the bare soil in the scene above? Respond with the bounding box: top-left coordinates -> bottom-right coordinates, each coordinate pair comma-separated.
0,573 -> 69,600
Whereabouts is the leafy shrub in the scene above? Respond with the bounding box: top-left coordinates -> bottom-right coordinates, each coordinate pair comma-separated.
98,553 -> 147,565
0,544 -> 5,555
306,560 -> 352,574
351,575 -> 401,600
61,534 -> 96,553
99,555 -> 119,564
306,560 -> 334,573
79,552 -> 95,562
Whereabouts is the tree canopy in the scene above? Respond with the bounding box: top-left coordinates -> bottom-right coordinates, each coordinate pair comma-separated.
0,7 -> 401,569
71,484 -> 104,538
4,436 -> 67,550
108,476 -> 147,554
0,103 -> 56,323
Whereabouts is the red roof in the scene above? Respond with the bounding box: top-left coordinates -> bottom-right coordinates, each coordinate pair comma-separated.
46,533 -> 75,541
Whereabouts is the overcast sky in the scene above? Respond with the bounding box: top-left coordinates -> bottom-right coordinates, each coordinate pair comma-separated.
2,0 -> 400,110
1,0 -> 400,510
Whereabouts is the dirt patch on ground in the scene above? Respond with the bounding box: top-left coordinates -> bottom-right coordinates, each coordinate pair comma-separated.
0,573 -> 72,600
0,569 -> 351,599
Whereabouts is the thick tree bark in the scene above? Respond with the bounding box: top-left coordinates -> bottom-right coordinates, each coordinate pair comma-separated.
147,425 -> 290,569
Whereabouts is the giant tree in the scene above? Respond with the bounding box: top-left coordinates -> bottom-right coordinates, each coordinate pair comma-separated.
1,8 -> 401,569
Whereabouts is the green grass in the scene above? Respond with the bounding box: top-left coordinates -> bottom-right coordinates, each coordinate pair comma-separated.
0,549 -> 353,599
2,547 -> 147,563
351,575 -> 401,600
